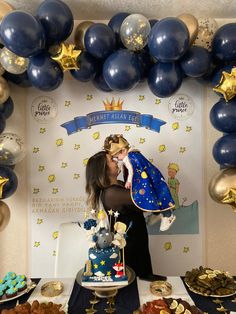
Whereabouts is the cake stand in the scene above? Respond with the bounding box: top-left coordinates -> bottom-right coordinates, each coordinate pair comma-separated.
76,266 -> 135,298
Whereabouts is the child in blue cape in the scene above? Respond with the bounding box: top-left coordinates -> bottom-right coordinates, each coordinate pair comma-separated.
104,134 -> 176,232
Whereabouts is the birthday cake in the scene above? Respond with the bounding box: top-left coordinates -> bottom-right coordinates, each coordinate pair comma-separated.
81,209 -> 129,287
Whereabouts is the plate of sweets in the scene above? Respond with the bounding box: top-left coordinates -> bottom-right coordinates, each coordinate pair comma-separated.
0,300 -> 66,314
134,297 -> 204,314
184,266 -> 236,297
0,272 -> 36,303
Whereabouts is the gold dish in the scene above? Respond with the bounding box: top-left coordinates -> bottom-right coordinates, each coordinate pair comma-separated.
41,281 -> 64,297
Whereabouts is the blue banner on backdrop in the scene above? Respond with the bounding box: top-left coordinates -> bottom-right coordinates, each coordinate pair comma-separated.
61,110 -> 166,135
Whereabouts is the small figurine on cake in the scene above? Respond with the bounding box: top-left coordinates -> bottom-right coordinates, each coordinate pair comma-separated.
82,208 -> 129,287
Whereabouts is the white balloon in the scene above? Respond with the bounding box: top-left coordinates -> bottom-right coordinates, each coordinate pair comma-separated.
0,133 -> 26,165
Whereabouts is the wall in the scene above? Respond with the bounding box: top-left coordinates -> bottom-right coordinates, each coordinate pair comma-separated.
1,19 -> 236,278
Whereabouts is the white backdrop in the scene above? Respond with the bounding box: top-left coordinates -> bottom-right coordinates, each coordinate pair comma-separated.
26,74 -> 205,277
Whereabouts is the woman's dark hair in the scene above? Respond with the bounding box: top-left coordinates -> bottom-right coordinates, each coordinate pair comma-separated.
85,151 -> 110,209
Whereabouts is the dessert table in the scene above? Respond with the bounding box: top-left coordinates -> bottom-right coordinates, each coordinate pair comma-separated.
1,276 -> 236,313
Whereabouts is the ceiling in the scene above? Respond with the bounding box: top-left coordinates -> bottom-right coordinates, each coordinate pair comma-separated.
5,0 -> 236,20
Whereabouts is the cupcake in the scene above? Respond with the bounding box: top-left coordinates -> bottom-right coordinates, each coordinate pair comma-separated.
0,290 -> 4,300
4,272 -> 16,281
5,286 -> 18,298
16,280 -> 27,292
0,278 -> 5,284
0,283 -> 7,292
5,279 -> 17,288
16,275 -> 26,283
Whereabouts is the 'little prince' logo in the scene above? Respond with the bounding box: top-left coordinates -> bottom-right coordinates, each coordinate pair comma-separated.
31,96 -> 58,123
168,94 -> 194,120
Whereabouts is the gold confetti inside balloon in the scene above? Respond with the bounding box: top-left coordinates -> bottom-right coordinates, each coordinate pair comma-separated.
74,21 -> 94,50
194,18 -> 218,51
213,68 -> 236,102
0,200 -> 10,231
208,168 -> 236,212
120,14 -> 151,51
0,47 -> 29,74
178,13 -> 198,46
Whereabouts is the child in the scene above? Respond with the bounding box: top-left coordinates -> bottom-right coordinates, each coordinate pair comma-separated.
167,163 -> 180,209
104,134 -> 176,232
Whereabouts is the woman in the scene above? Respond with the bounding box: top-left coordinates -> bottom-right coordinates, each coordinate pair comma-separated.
85,150 -> 166,280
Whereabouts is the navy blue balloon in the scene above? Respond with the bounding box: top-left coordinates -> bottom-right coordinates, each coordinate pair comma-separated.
103,49 -> 141,91
36,0 -> 74,46
0,97 -> 14,119
84,23 -> 116,59
213,133 -> 236,167
0,11 -> 45,57
148,17 -> 189,62
210,98 -> 236,133
3,71 -> 32,87
108,12 -> 130,46
148,62 -> 183,98
0,166 -> 18,199
70,52 -> 97,82
0,113 -> 6,134
212,23 -> 236,62
180,46 -> 211,78
93,72 -> 113,92
27,52 -> 64,91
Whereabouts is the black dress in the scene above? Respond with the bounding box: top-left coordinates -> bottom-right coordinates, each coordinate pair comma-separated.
101,183 -> 153,277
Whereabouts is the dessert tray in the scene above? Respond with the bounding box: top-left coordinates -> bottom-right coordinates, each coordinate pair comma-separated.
0,280 -> 36,303
184,266 -> 236,297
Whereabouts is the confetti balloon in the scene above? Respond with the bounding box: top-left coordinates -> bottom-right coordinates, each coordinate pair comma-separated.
0,133 -> 26,166
0,47 -> 29,75
120,14 -> 151,51
194,18 -> 218,51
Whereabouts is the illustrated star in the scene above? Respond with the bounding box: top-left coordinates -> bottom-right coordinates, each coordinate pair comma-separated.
125,125 -> 131,131
61,162 -> 68,168
37,218 -> 43,224
74,144 -> 80,150
0,176 -> 9,198
183,247 -> 189,253
38,165 -> 45,172
155,99 -> 161,105
179,147 -> 186,153
94,264 -> 98,269
139,138 -> 145,144
73,173 -> 80,179
139,95 -> 145,101
33,188 -> 40,194
40,128 -> 46,134
34,241 -> 40,247
91,209 -> 96,215
52,188 -> 58,194
65,100 -> 71,107
100,260 -> 105,265
51,43 -> 81,72
186,126 -> 192,132
33,147 -> 40,153
213,68 -> 236,102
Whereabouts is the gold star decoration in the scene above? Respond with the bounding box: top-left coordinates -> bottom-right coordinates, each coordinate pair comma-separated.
222,188 -> 236,212
139,95 -> 145,101
213,68 -> 236,102
125,125 -> 131,131
51,43 -> 81,72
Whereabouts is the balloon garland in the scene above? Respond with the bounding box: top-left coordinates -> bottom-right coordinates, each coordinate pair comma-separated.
0,0 -> 235,215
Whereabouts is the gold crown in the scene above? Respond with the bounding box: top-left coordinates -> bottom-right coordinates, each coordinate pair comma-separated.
108,136 -> 129,156
103,97 -> 124,111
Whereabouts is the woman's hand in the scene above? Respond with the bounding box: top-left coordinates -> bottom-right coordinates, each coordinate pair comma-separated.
125,181 -> 131,189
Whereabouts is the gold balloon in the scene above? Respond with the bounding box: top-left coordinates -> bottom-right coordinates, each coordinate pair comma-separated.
208,168 -> 236,212
178,14 -> 198,45
0,200 -> 10,231
213,68 -> 236,102
0,0 -> 14,22
0,76 -> 10,105
74,21 -> 94,50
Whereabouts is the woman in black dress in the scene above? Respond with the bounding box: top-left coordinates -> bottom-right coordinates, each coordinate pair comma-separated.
85,150 -> 166,280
